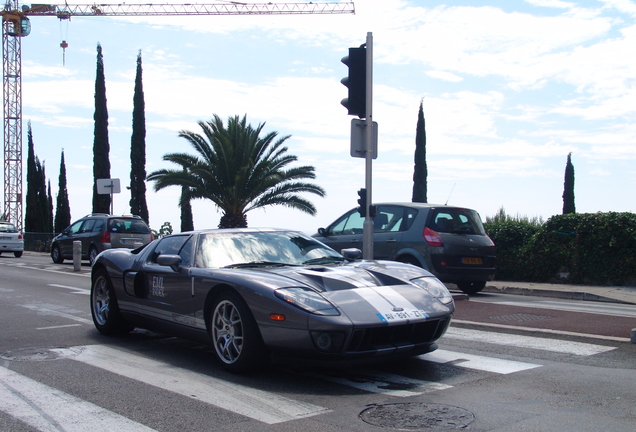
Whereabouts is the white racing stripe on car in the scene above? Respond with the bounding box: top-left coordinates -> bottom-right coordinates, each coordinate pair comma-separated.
352,286 -> 428,323
419,349 -> 541,374
0,366 -> 157,432
444,327 -> 616,356
52,345 -> 330,424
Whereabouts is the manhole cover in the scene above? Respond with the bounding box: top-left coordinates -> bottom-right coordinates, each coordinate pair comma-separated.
489,313 -> 552,322
0,347 -> 82,362
360,402 -> 475,430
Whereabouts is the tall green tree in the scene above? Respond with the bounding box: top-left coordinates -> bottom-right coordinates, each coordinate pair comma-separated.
180,183 -> 194,232
25,123 -> 51,232
92,43 -> 111,214
25,122 -> 38,232
129,50 -> 149,223
54,150 -> 72,232
47,180 -> 53,233
147,114 -> 326,228
412,99 -> 428,203
562,152 -> 575,214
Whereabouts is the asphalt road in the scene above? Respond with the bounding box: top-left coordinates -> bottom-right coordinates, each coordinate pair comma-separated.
1,254 -> 635,431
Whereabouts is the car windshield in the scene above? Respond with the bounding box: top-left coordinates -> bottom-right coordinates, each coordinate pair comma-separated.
0,223 -> 18,233
195,231 -> 342,268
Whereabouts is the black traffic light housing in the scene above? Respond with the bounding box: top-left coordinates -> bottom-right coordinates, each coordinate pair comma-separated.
341,46 -> 367,119
357,188 -> 367,217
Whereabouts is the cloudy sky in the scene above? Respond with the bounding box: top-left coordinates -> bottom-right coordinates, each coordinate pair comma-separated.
13,0 -> 636,233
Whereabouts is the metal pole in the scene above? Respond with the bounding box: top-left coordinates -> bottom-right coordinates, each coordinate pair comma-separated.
362,32 -> 374,260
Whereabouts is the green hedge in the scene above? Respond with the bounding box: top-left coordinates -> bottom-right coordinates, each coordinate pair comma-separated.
484,212 -> 636,286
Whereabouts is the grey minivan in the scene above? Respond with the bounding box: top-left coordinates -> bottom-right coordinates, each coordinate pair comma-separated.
314,203 -> 496,294
51,214 -> 154,265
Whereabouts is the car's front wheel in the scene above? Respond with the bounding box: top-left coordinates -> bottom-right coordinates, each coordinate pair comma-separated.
457,281 -> 486,295
51,245 -> 64,264
210,290 -> 267,373
91,269 -> 132,335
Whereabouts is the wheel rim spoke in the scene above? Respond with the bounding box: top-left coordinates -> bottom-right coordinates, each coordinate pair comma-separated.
212,300 -> 244,364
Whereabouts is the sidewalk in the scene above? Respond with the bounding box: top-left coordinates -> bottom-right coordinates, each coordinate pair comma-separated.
482,281 -> 636,305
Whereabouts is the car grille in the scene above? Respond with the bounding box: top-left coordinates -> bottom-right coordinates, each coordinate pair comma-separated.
346,317 -> 451,353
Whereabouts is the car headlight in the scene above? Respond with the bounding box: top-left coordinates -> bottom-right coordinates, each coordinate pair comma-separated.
411,277 -> 454,305
275,287 -> 340,316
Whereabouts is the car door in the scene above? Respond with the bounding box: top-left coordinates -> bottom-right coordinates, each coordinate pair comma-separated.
133,235 -> 196,326
371,205 -> 408,260
57,219 -> 85,258
318,209 -> 365,253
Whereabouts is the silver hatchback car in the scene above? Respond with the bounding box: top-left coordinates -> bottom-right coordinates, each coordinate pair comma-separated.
314,203 -> 496,294
51,214 -> 154,265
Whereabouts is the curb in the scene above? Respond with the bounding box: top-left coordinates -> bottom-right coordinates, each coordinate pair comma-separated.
482,285 -> 633,305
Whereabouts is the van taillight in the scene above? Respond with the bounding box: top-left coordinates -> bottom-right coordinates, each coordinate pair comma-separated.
101,230 -> 111,243
423,227 -> 444,247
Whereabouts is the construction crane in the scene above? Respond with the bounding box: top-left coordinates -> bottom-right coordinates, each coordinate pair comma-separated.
2,1 -> 355,230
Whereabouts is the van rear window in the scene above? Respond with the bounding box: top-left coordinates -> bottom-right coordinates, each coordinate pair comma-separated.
428,209 -> 485,235
108,219 -> 150,234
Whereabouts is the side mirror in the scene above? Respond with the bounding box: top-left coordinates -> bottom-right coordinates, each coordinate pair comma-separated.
318,227 -> 329,237
341,248 -> 362,260
156,254 -> 182,272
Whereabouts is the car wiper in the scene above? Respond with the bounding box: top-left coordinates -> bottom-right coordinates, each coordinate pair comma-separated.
302,256 -> 347,265
223,261 -> 296,268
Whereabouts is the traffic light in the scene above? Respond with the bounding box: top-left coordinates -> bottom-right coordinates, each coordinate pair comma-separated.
357,188 -> 367,217
341,46 -> 366,118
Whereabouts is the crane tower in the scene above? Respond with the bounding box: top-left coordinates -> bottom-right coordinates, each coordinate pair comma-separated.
2,1 -> 355,229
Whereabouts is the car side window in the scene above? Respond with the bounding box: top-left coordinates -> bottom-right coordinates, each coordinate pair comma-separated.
79,219 -> 96,233
329,210 -> 365,235
92,219 -> 104,232
373,206 -> 410,233
150,235 -> 191,266
67,220 -> 84,234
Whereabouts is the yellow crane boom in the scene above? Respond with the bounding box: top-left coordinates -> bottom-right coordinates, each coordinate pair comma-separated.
2,1 -> 355,230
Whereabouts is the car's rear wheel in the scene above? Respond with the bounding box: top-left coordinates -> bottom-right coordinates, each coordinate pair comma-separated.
14,251 -> 22,258
457,281 -> 486,295
91,269 -> 133,335
210,291 -> 267,373
51,245 -> 64,264
89,247 -> 99,266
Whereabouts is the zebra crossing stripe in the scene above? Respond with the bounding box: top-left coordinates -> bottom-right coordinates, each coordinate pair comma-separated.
419,349 -> 541,374
52,345 -> 330,424
0,366 -> 157,432
444,327 -> 616,356
321,371 -> 452,396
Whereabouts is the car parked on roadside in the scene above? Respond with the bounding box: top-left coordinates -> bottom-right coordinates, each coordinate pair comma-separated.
0,221 -> 24,258
90,228 -> 454,372
314,203 -> 496,294
51,214 -> 153,265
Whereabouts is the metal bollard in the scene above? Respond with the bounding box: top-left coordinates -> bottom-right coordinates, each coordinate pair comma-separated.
632,328 -> 636,344
73,240 -> 81,271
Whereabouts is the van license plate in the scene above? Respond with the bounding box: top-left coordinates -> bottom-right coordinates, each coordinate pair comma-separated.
462,257 -> 482,265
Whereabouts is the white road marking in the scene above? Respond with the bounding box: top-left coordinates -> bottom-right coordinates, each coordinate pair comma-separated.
451,319 -> 631,343
53,345 -> 330,424
36,324 -> 82,330
20,304 -> 93,325
419,349 -> 541,374
0,367 -> 157,432
474,298 -> 636,318
444,326 -> 617,355
322,372 -> 452,396
48,283 -> 89,295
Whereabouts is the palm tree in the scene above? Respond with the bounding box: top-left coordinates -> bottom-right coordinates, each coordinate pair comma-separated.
147,114 -> 326,228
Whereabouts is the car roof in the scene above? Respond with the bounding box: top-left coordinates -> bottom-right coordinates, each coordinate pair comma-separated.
370,202 -> 478,211
177,227 -> 298,235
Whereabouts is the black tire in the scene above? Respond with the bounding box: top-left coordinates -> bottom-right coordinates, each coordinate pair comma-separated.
14,251 -> 22,258
91,269 -> 133,335
89,247 -> 99,266
51,245 -> 64,264
457,281 -> 486,295
210,290 -> 267,373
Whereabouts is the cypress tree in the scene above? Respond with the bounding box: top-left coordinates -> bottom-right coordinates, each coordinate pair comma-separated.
47,180 -> 53,233
25,123 -> 38,232
92,43 -> 111,214
562,153 -> 575,214
411,99 -> 428,203
129,50 -> 149,223
54,150 -> 72,232
33,158 -> 49,233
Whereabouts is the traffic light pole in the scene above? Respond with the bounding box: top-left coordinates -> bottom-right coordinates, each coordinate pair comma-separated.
362,32 -> 374,260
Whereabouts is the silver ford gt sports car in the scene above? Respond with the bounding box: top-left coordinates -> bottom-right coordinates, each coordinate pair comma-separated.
90,228 -> 455,372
